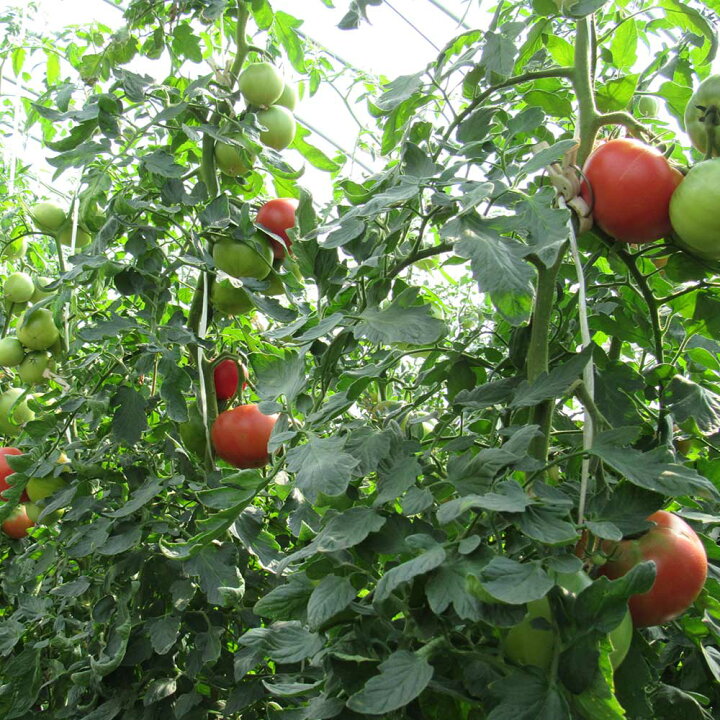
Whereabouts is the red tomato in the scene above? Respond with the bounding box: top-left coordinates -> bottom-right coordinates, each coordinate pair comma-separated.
256,198 -> 298,261
2,504 -> 34,539
213,358 -> 247,402
598,510 -> 707,627
211,404 -> 277,468
0,447 -> 22,499
580,138 -> 683,243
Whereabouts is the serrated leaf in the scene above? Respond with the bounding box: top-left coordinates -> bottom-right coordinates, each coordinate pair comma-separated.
307,575 -> 356,630
111,386 -> 148,445
374,543 -> 446,603
347,650 -> 434,715
479,557 -> 553,604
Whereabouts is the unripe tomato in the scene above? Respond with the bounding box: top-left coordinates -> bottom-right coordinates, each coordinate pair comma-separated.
26,475 -> 68,503
276,82 -> 298,111
1,504 -> 34,538
211,279 -> 254,316
256,106 -> 296,151
503,570 -> 632,671
213,358 -> 247,402
256,198 -> 298,260
212,235 -> 273,280
0,338 -> 25,368
669,158 -> 720,260
4,273 -> 35,304
238,62 -> 284,107
0,447 -> 22,498
29,202 -> 66,233
0,389 -> 35,437
179,403 -> 207,458
211,404 -> 277,468
580,138 -> 683,243
1,238 -> 26,262
684,74 -> 720,157
598,510 -> 707,627
17,308 -> 60,351
17,351 -> 55,385
57,223 -> 92,248
214,138 -> 255,177
636,96 -> 659,118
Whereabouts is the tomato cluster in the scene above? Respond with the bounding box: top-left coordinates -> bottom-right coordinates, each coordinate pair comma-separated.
582,74 -> 720,260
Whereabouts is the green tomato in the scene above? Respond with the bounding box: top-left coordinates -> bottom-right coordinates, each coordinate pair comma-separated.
17,352 -> 54,385
0,388 -> 35,437
669,159 -> 720,260
179,403 -> 208,457
31,276 -> 54,302
26,475 -> 68,503
262,272 -> 285,296
0,338 -> 25,367
4,273 -> 35,304
3,298 -> 27,316
212,235 -> 273,280
256,106 -> 296,151
1,238 -> 27,262
636,96 -> 659,118
29,202 -> 66,233
684,74 -> 720,157
238,62 -> 284,107
17,308 -> 61,351
211,279 -> 254,316
57,223 -> 92,248
25,501 -> 63,524
214,139 -> 255,177
502,571 -> 632,672
276,82 -> 298,111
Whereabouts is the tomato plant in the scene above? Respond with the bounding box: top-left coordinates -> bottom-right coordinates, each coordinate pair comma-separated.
213,357 -> 247,402
684,74 -> 720,157
256,198 -> 298,260
238,62 -> 284,107
211,404 -> 277,468
598,511 -> 708,627
178,403 -> 208,458
18,351 -> 54,384
211,278 -> 254,315
214,138 -> 255,177
580,138 -> 683,243
256,105 -> 296,150
669,158 -> 720,260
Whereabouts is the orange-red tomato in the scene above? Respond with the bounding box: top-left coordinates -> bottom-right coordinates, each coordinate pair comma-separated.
580,138 -> 683,243
2,504 -> 34,539
0,447 -> 24,501
211,404 -> 277,468
256,198 -> 298,261
598,510 -> 707,627
213,358 -> 246,402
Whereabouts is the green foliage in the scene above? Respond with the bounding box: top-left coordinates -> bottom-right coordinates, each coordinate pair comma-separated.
0,1 -> 718,719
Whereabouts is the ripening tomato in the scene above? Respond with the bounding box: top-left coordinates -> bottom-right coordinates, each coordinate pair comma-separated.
2,504 -> 34,538
684,74 -> 720,157
211,404 -> 277,468
256,198 -> 298,260
598,510 -> 707,627
580,138 -> 683,243
213,358 -> 248,402
0,447 -> 22,498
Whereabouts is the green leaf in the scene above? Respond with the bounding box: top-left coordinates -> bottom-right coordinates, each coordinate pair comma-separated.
254,574 -> 314,620
274,11 -> 306,72
514,506 -> 578,545
307,575 -> 356,630
665,375 -> 720,436
184,544 -> 245,607
265,621 -> 323,663
449,215 -> 534,326
355,290 -> 446,346
596,74 -> 639,113
511,345 -> 593,408
488,671 -> 571,720
347,650 -> 434,715
286,435 -> 359,501
591,432 -> 720,499
315,507 -> 386,552
143,678 -> 177,706
255,351 -> 307,403
293,125 -> 341,172
376,72 -> 424,112
147,615 -> 181,655
479,557 -> 553,604
171,22 -> 202,63
374,541 -> 446,603
610,19 -> 639,69
437,480 -> 533,523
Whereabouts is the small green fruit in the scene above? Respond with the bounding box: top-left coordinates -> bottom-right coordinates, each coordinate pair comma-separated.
57,224 -> 92,248
0,338 -> 25,367
256,106 -> 296,151
238,62 -> 284,107
26,475 -> 68,503
1,237 -> 27,261
29,202 -> 66,233
0,388 -> 35,437
17,352 -> 55,385
276,82 -> 298,111
211,279 -> 254,316
4,273 -> 35,304
17,308 -> 60,351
